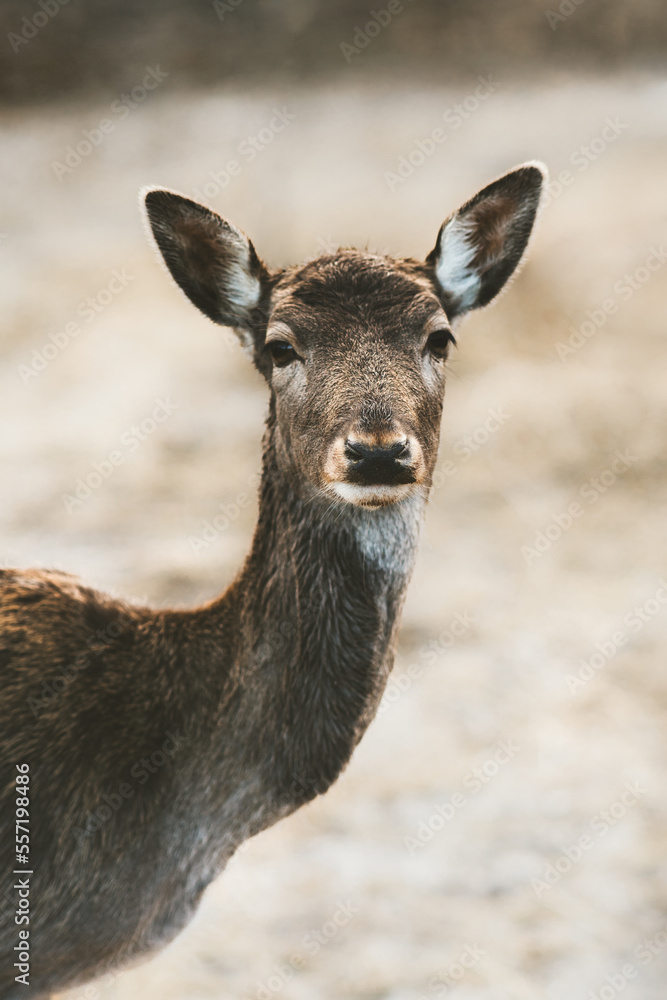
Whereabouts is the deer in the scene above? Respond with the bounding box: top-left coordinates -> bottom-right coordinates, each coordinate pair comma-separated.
0,161 -> 546,999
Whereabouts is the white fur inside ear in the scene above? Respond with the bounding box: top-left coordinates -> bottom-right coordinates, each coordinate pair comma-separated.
435,216 -> 481,310
226,264 -> 261,312
223,238 -> 261,315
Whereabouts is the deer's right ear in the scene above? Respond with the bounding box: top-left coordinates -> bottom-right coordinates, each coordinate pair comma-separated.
427,162 -> 546,318
141,188 -> 270,330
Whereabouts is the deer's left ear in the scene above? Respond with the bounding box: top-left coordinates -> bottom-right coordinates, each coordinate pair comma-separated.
141,187 -> 271,332
427,162 -> 547,318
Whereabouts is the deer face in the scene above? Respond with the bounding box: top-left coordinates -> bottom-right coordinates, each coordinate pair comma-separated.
143,163 -> 545,509
263,255 -> 448,508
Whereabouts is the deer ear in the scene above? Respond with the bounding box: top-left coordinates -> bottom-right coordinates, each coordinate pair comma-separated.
141,187 -> 269,330
428,162 -> 547,317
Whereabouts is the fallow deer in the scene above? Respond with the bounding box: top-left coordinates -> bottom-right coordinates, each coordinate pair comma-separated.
0,162 -> 546,998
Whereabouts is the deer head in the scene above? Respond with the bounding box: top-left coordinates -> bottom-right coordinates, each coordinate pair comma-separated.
143,162 -> 545,510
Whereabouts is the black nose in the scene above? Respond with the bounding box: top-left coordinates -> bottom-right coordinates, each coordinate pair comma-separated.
344,439 -> 415,486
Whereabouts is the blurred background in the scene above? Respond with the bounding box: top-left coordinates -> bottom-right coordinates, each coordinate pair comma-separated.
1,1 -> 666,997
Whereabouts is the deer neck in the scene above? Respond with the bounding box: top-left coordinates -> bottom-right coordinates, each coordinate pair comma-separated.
230,418 -> 425,807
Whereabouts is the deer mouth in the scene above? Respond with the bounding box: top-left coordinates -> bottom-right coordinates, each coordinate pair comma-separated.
329,481 -> 419,508
322,432 -> 424,507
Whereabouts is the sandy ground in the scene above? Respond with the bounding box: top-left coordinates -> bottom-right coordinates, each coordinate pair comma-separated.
2,73 -> 667,999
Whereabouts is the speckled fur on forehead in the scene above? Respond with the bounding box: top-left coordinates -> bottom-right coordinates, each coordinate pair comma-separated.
269,250 -> 446,326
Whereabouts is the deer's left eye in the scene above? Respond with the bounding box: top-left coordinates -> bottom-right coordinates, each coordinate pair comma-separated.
425,329 -> 456,360
267,340 -> 300,367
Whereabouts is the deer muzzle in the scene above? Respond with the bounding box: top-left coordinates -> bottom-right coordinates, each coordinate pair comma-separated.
324,428 -> 425,507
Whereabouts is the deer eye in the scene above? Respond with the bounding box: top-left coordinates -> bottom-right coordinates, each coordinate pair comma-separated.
267,340 -> 300,367
425,329 -> 456,360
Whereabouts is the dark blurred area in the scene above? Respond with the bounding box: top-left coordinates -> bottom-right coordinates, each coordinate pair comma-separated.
1,0 -> 665,106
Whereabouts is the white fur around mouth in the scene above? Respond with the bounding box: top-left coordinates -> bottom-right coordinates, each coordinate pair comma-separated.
329,482 -> 417,508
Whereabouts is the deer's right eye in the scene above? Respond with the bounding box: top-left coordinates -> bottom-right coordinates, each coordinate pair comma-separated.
267,340 -> 300,367
425,329 -> 456,360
